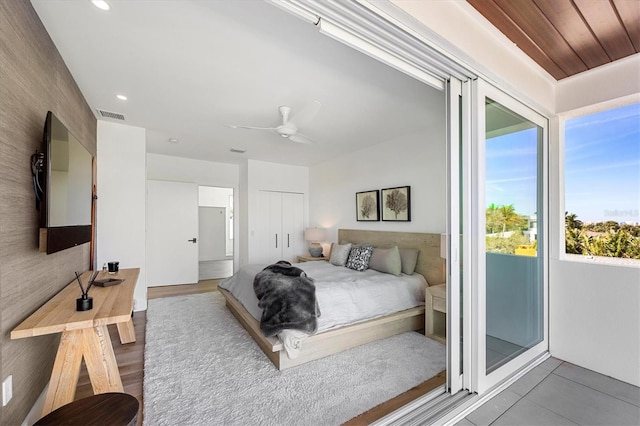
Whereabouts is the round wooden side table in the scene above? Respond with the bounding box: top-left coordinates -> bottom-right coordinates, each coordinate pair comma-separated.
34,392 -> 139,426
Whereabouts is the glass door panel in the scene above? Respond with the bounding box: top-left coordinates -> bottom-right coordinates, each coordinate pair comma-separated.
472,80 -> 548,393
484,98 -> 543,374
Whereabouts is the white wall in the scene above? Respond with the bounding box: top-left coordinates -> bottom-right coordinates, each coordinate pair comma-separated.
556,54 -> 640,114
550,260 -> 640,386
199,186 -> 233,208
246,159 -> 309,264
548,55 -> 640,386
238,161 -> 250,266
147,153 -> 239,187
309,124 -> 446,248
198,206 -> 227,261
96,121 -> 147,311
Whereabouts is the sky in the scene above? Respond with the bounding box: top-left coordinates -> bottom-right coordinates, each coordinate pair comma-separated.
565,103 -> 640,224
486,127 -> 539,218
485,102 -> 640,224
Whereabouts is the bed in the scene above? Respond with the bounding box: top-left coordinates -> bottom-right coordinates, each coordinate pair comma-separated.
218,229 -> 446,370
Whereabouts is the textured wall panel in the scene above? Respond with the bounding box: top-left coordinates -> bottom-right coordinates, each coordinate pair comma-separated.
0,1 -> 96,423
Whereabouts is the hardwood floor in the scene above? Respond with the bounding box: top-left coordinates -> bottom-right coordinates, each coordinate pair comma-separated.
147,279 -> 219,299
344,371 -> 446,425
74,279 -> 445,425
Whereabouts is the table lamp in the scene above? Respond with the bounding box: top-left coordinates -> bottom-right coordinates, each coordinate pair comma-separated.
304,227 -> 327,257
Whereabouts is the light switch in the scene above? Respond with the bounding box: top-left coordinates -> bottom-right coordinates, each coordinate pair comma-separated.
2,375 -> 12,406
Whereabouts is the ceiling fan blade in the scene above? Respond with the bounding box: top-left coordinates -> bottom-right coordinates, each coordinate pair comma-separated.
289,100 -> 321,128
289,133 -> 314,144
225,124 -> 277,131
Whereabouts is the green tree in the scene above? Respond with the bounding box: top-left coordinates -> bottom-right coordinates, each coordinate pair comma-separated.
565,212 -> 583,229
486,204 -> 527,234
486,204 -> 502,234
486,231 -> 529,254
499,204 -> 527,232
564,212 -> 640,259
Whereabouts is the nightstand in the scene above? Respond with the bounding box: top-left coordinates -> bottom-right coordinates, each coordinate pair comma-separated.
425,283 -> 446,344
297,255 -> 327,263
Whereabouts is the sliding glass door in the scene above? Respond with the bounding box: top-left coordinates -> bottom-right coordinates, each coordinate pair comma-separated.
471,80 -> 548,393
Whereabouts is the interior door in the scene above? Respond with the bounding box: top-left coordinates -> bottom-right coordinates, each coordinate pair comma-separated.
470,80 -> 548,393
257,190 -> 283,264
147,180 -> 199,287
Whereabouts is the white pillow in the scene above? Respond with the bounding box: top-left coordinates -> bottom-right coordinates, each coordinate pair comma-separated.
329,243 -> 352,266
369,246 -> 402,276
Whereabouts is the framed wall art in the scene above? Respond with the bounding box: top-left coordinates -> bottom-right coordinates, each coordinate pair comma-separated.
356,190 -> 379,221
381,186 -> 411,221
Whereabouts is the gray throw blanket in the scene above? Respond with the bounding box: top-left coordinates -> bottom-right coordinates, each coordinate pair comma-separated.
253,261 -> 321,337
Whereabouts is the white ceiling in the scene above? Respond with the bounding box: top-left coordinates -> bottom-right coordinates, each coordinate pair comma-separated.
30,0 -> 443,167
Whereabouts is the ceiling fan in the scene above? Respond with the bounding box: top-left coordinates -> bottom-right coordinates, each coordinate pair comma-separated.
226,100 -> 321,144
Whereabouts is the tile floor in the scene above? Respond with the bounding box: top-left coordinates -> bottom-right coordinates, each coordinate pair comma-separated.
455,357 -> 640,425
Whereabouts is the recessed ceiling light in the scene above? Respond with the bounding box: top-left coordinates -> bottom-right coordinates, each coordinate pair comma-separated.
168,138 -> 179,144
91,0 -> 111,11
116,94 -> 127,101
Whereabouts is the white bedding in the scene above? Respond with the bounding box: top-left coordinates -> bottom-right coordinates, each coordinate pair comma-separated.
219,261 -> 427,334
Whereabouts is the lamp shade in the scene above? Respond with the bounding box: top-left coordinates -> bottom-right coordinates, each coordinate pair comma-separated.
440,233 -> 447,259
304,227 -> 327,242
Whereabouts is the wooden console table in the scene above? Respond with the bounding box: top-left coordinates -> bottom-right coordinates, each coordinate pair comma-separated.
11,268 -> 139,417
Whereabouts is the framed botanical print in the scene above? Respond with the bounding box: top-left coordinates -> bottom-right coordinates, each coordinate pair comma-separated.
381,186 -> 411,221
356,190 -> 379,221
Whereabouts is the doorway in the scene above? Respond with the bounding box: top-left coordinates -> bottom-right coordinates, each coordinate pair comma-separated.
198,186 -> 234,280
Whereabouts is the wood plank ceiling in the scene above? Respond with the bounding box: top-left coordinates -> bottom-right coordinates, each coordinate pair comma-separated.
467,0 -> 640,80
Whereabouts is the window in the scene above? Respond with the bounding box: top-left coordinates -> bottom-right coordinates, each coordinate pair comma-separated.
564,102 -> 640,260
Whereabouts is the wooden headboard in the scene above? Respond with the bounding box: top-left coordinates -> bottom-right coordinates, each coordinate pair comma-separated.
338,229 -> 445,286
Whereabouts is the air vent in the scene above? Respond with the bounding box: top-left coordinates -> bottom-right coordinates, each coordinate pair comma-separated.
96,109 -> 125,120
230,148 -> 246,154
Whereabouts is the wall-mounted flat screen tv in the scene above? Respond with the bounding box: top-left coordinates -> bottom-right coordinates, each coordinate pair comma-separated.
38,111 -> 93,254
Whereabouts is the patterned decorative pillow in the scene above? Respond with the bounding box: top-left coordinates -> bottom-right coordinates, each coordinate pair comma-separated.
345,245 -> 374,271
329,243 -> 352,266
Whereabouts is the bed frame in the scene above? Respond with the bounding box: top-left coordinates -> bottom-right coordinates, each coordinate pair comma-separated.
218,229 -> 446,370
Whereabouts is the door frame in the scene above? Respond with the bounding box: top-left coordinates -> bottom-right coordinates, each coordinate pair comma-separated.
469,78 -> 549,393
441,77 -> 469,394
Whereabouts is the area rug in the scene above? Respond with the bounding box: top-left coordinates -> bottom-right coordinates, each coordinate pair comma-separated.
143,292 -> 446,426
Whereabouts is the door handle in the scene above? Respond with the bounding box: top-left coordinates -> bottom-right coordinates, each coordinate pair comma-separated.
188,238 -> 197,243
287,233 -> 290,248
275,234 -> 278,248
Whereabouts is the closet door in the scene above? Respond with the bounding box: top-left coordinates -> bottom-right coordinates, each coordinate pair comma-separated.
257,190 -> 304,264
257,191 -> 280,264
281,192 -> 304,263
